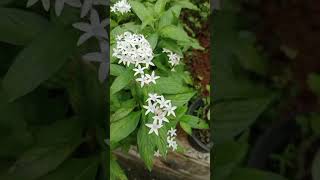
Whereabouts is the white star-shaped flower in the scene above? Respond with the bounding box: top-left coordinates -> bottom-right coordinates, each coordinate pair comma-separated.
145,71 -> 160,84
167,128 -> 177,137
81,0 -> 108,18
73,9 -> 108,46
164,103 -> 177,117
146,120 -> 163,136
55,0 -> 82,16
133,65 -> 146,76
147,93 -> 160,103
136,75 -> 149,87
154,150 -> 161,157
143,101 -> 157,115
82,40 -> 109,83
27,0 -> 51,11
144,58 -> 155,68
157,96 -> 171,108
153,113 -> 169,125
167,137 -> 178,151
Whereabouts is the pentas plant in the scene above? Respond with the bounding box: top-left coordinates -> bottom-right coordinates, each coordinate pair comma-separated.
110,0 -> 209,178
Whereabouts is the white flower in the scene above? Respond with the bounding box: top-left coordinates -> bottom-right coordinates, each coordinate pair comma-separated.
154,150 -> 161,157
146,120 -> 163,136
164,103 -> 177,117
157,96 -> 171,108
55,0 -> 82,16
153,113 -> 169,125
81,0 -> 108,18
143,58 -> 155,68
167,128 -> 177,137
73,9 -> 108,45
162,48 -> 182,69
167,137 -> 178,151
145,71 -> 160,84
136,75 -> 149,87
133,65 -> 147,76
27,0 -> 51,11
111,0 -> 131,14
82,40 -> 109,83
113,32 -> 154,69
147,93 -> 160,103
143,101 -> 157,115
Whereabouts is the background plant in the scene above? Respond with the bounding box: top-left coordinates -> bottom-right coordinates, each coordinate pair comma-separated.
213,0 -> 320,180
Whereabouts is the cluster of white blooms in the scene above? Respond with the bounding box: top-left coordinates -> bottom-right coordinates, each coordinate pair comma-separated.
27,0 -> 109,83
153,127 -> 178,157
113,32 -> 160,87
144,93 -> 177,136
162,48 -> 182,71
111,0 -> 131,14
167,127 -> 178,151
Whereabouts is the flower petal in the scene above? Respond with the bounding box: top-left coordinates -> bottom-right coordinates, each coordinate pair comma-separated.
77,33 -> 92,46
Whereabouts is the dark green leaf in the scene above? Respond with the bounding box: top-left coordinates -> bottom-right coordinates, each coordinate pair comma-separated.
110,69 -> 134,95
110,112 -> 141,143
180,115 -> 209,129
40,158 -> 99,180
160,25 -> 190,42
166,92 -> 196,106
3,25 -> 79,101
0,8 -> 49,45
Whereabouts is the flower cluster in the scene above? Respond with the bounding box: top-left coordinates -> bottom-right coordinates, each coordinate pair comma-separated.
113,32 -> 160,87
154,127 -> 178,157
111,0 -> 131,14
27,0 -> 109,83
144,93 -> 177,136
162,48 -> 182,71
167,127 -> 178,151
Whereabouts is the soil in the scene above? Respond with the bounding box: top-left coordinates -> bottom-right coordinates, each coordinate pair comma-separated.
182,14 -> 210,97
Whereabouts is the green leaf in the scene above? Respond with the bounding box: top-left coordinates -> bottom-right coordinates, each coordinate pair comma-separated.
111,105 -> 136,123
3,25 -> 79,101
158,7 -> 176,29
180,121 -> 192,135
158,39 -> 183,56
154,0 -> 168,15
129,0 -> 154,28
40,158 -> 99,180
180,115 -> 209,129
110,69 -> 134,95
110,155 -> 128,180
213,141 -> 248,180
228,168 -> 287,180
153,76 -> 192,94
1,144 -> 81,180
137,123 -> 155,170
160,25 -> 190,42
0,8 -> 49,45
213,96 -> 274,143
110,64 -> 126,76
110,112 -> 141,143
312,150 -> 320,180
147,33 -> 159,50
0,90 -> 33,158
166,92 -> 196,106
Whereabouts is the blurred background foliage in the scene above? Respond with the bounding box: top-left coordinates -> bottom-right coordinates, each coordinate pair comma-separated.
213,0 -> 320,180
0,0 -> 108,179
